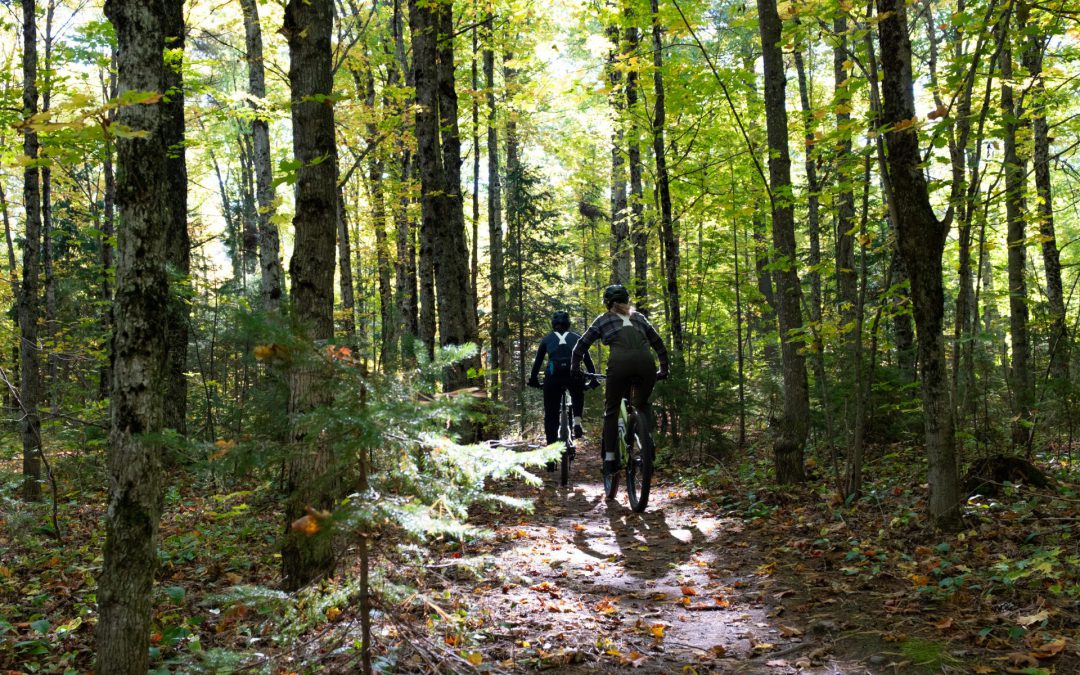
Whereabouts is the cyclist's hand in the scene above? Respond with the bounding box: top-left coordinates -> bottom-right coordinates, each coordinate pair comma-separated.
584,372 -> 601,390
527,376 -> 541,389
570,369 -> 585,384
656,369 -> 669,381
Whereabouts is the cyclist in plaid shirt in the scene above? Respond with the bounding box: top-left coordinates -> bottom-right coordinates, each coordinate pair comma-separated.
571,284 -> 669,474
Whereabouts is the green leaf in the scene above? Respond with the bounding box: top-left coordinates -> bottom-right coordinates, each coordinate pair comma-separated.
30,618 -> 50,635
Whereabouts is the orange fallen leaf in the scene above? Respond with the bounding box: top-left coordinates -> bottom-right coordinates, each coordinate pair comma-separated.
680,585 -> 698,596
571,523 -> 586,533
932,617 -> 953,630
778,624 -> 803,637
1031,638 -> 1067,659
1007,652 -> 1038,668
649,624 -> 665,640
326,607 -> 341,621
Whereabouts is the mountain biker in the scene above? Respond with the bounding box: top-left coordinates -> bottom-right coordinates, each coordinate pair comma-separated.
571,284 -> 669,475
527,312 -> 596,458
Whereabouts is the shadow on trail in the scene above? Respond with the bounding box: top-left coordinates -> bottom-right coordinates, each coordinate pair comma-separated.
604,498 -> 709,580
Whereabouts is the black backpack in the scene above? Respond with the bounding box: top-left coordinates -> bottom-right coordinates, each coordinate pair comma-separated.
548,332 -> 574,373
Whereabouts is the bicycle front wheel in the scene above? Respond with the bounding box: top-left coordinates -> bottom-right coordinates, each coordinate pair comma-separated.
625,414 -> 653,512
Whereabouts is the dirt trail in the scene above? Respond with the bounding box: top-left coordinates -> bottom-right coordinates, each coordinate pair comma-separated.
436,443 -> 874,673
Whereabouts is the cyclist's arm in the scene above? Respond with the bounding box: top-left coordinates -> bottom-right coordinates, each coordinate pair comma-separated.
637,315 -> 670,372
582,348 -> 596,375
571,322 -> 600,372
529,340 -> 547,381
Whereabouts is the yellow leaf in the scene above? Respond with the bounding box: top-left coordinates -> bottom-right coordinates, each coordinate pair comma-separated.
291,514 -> 320,536
650,624 -> 665,640
1031,638 -> 1067,659
326,607 -> 341,621
463,651 -> 483,666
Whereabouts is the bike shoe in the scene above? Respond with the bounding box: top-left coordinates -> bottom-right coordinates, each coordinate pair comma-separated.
573,423 -> 585,439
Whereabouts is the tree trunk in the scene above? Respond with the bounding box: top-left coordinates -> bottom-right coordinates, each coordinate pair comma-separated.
100,77 -> 116,400
240,0 -> 285,310
625,19 -> 646,308
793,48 -> 821,326
1022,12 -> 1069,385
651,0 -> 682,356
757,0 -> 808,483
1000,10 -> 1032,448
607,22 -> 629,286
484,18 -> 506,399
336,186 -> 357,339
41,0 -> 56,411
390,0 -> 419,357
876,0 -> 961,530
434,0 -> 479,384
19,0 -> 43,501
470,24 -> 480,326
96,1 -> 170,671
832,17 -> 857,331
163,0 -> 189,436
281,0 -> 339,591
366,68 -> 393,365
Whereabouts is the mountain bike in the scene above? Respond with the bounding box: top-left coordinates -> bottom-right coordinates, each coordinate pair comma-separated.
539,379 -> 576,487
587,373 -> 654,512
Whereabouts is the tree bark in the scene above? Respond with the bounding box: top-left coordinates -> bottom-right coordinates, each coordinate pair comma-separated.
96,1 -> 170,670
336,185 -> 357,339
1022,9 -> 1069,385
390,0 -> 419,357
651,0 -> 682,355
793,47 -> 821,326
876,0 -> 961,530
625,18 -> 646,308
434,0 -> 479,383
833,17 -> 857,331
281,0 -> 339,591
1000,9 -> 1032,448
240,0 -> 285,310
19,0 -> 43,501
163,0 -> 189,435
607,21 -> 629,285
484,17 -> 506,399
757,0 -> 808,483
366,68 -> 393,365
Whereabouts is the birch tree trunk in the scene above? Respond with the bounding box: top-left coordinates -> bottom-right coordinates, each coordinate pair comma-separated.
96,0 -> 170,669
484,17 -> 506,399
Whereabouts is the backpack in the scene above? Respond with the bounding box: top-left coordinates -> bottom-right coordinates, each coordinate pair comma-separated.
548,332 -> 574,374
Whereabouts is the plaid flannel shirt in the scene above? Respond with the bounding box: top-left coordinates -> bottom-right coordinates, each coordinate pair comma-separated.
571,311 -> 669,372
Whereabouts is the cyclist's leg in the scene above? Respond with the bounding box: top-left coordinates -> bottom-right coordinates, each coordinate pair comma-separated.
568,375 -> 586,436
603,360 -> 632,460
629,358 -> 658,443
542,374 -> 563,444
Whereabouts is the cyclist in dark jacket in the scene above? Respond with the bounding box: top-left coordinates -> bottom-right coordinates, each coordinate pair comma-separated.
571,285 -> 669,474
528,311 -> 595,445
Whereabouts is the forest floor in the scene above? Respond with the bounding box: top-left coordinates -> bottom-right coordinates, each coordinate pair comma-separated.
1,434 -> 1078,673
372,443 -> 1079,674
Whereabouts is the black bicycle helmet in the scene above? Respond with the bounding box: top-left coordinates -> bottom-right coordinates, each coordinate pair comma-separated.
551,310 -> 570,330
603,284 -> 630,307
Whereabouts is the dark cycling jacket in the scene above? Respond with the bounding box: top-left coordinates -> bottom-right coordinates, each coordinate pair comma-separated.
530,331 -> 595,380
571,311 -> 669,372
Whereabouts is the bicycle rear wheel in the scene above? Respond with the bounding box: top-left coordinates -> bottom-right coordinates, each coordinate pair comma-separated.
625,413 -> 653,512
604,405 -> 627,500
558,392 -> 573,487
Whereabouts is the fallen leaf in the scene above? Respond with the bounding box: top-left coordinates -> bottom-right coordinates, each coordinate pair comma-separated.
1031,638 -> 1067,659
462,651 -> 483,666
1007,652 -> 1038,668
680,586 -> 698,596
1016,610 -> 1048,627
572,523 -> 586,533
932,617 -> 953,630
766,659 -> 790,668
290,515 -> 320,536
778,624 -> 803,637
649,624 -> 665,640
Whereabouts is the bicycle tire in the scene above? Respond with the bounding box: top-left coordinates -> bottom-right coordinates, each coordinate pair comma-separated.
604,402 -> 628,500
558,391 -> 573,487
625,412 -> 653,512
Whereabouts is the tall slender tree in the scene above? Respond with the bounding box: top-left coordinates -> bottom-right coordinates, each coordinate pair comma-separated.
19,0 -> 43,501
239,0 -> 285,311
96,0 -> 171,669
163,0 -> 189,435
484,12 -> 507,399
876,0 -> 960,529
757,0 -> 808,482
280,0 -> 340,590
